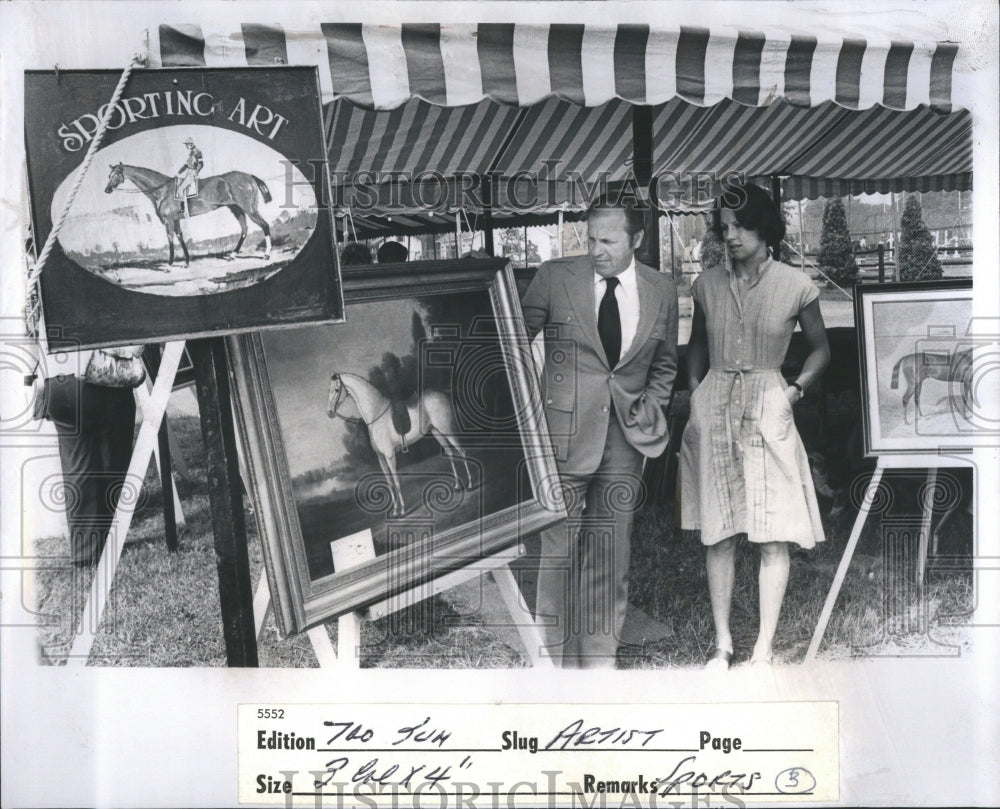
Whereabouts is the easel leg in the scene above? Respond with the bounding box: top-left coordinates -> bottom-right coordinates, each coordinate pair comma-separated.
334,614 -> 362,668
253,573 -> 273,641
157,415 -> 178,551
191,337 -> 258,667
67,341 -> 185,666
917,467 -> 937,587
166,419 -> 191,481
252,546 -> 547,669
309,625 -> 340,667
137,379 -> 185,529
805,459 -> 886,662
156,438 -> 186,527
253,579 -> 357,668
142,343 -> 180,549
491,564 -> 555,668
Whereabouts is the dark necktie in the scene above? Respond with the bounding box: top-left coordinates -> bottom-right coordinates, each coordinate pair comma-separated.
597,275 -> 621,368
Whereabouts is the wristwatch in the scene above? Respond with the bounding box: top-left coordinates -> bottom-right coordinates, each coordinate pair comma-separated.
789,381 -> 804,402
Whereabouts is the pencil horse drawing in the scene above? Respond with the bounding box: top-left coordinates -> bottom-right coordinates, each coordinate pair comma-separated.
890,348 -> 973,423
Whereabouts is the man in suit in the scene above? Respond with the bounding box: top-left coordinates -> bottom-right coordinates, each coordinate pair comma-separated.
522,196 -> 679,668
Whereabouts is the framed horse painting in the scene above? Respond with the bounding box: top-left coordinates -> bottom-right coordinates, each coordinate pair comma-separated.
24,67 -> 342,349
855,279 -> 997,455
228,258 -> 566,634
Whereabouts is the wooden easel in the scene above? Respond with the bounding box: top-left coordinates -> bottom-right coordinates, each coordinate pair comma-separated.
67,337 -> 259,667
252,543 -> 554,668
805,454 -> 973,661
142,344 -> 187,549
67,340 -> 186,665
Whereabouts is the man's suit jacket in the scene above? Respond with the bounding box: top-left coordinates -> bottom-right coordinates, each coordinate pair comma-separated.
521,255 -> 679,476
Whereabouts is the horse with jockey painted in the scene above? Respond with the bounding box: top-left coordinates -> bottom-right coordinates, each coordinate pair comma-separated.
105,162 -> 272,266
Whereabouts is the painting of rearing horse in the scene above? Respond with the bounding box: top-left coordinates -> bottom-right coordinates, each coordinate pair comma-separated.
327,372 -> 474,517
891,347 -> 973,423
104,162 -> 272,266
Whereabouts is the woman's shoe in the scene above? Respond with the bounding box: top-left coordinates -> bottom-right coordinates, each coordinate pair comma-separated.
705,648 -> 733,671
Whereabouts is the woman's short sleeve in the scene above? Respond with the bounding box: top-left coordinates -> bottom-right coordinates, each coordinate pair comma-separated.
691,273 -> 703,306
796,269 -> 820,312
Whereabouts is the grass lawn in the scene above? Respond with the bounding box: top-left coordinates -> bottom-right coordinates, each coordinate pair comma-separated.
33,402 -> 974,668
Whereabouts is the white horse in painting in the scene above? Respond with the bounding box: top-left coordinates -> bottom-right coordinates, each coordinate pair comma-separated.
327,372 -> 474,517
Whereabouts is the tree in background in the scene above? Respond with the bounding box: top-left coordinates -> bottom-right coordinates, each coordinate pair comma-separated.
698,228 -> 726,270
499,228 -> 541,267
897,195 -> 943,281
817,198 -> 858,287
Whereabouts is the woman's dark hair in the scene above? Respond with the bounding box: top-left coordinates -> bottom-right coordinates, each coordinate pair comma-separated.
711,181 -> 786,258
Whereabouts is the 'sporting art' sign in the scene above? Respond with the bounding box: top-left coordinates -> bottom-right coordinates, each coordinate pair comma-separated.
25,67 -> 343,349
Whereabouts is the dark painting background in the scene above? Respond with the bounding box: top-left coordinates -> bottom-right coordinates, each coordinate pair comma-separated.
262,289 -> 532,581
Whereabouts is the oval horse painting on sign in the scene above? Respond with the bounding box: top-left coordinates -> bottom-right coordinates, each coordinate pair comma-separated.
51,125 -> 318,296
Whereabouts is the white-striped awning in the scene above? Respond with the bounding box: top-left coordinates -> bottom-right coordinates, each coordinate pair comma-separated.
321,96 -> 971,214
783,173 -> 972,201
325,95 -> 972,180
154,22 -> 961,112
152,21 -> 971,230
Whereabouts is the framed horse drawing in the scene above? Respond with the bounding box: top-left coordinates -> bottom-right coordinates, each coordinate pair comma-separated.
24,67 -> 343,349
228,258 -> 566,635
855,279 -> 997,455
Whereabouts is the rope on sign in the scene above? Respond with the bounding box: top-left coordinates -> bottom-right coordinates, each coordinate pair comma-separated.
26,53 -> 147,294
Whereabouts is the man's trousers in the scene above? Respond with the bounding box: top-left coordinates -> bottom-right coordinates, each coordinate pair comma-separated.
44,375 -> 136,566
535,416 -> 645,669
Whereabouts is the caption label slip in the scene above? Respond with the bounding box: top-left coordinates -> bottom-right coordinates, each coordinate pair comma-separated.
238,702 -> 839,806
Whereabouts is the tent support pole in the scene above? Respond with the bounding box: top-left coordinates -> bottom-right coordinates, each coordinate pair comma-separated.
632,106 -> 653,189
771,175 -> 783,262
631,106 -> 659,270
556,210 -> 563,258
455,212 -> 461,257
890,192 -> 899,280
798,199 -> 805,269
668,211 -> 675,278
483,174 -> 495,257
646,202 -> 661,273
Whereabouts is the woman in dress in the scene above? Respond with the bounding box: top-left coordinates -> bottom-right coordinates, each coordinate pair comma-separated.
680,181 -> 830,668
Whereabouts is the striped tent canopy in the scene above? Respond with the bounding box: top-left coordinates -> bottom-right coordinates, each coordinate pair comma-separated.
156,21 -> 971,231
156,22 -> 960,111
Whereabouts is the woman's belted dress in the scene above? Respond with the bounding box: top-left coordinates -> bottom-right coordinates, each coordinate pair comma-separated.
679,258 -> 825,548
